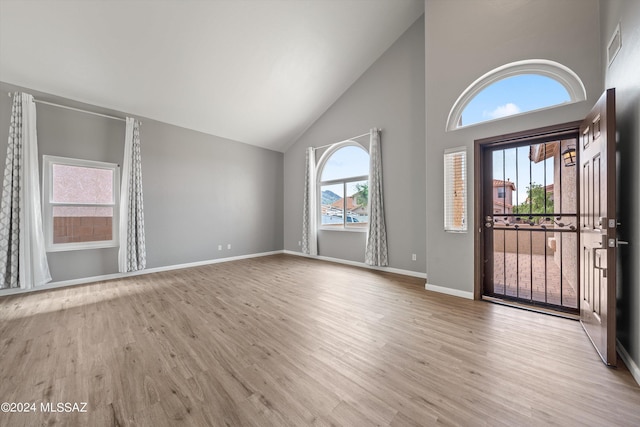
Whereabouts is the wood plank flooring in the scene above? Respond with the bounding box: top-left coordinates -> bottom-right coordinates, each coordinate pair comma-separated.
1,254 -> 639,426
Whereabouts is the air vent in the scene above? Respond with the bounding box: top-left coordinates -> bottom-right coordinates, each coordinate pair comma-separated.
607,23 -> 622,67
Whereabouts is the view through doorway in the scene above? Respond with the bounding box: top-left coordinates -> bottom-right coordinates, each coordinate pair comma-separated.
477,124 -> 580,314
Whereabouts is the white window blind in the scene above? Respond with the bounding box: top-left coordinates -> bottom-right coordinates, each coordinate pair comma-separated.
444,147 -> 467,232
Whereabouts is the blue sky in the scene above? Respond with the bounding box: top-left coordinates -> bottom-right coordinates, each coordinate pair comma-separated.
320,145 -> 369,183
461,74 -> 570,127
320,145 -> 369,199
493,145 -> 555,205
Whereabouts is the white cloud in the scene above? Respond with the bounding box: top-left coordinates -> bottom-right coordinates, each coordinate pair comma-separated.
483,103 -> 521,120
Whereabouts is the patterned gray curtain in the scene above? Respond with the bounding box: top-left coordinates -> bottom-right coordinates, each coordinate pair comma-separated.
365,128 -> 388,266
118,118 -> 146,272
0,92 -> 51,289
301,147 -> 318,255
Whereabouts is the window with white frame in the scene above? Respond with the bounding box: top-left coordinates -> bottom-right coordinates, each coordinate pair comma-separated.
446,59 -> 586,131
444,147 -> 467,232
318,143 -> 369,230
42,155 -> 119,251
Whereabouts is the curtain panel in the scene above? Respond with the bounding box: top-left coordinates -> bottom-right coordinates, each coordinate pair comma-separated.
0,92 -> 51,289
301,147 -> 318,255
365,128 -> 388,266
118,117 -> 146,272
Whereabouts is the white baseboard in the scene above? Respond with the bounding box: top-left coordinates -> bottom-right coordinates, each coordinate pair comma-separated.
283,250 -> 427,279
3,250 -> 451,298
0,250 -> 284,297
617,339 -> 640,386
425,282 -> 474,300
285,251 -> 472,299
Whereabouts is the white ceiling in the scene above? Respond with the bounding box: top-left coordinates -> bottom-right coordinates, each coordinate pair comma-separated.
0,0 -> 424,152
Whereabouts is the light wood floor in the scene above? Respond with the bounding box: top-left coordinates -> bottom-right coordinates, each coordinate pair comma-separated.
1,254 -> 639,426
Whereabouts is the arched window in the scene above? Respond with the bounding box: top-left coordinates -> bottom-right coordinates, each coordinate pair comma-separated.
447,59 -> 586,130
317,142 -> 369,229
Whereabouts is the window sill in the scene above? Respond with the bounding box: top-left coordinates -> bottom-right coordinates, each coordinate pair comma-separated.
319,227 -> 368,233
46,241 -> 118,252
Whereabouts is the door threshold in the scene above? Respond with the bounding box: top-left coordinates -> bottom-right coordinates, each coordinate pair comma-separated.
482,296 -> 579,321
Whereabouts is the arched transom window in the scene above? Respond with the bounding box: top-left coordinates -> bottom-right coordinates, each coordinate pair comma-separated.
447,59 -> 587,130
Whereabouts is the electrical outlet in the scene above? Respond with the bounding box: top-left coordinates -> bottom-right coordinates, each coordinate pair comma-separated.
412,253 -> 417,261
227,244 -> 231,250
218,245 -> 222,251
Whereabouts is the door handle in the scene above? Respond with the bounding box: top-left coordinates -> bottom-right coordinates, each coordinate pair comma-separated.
593,247 -> 607,277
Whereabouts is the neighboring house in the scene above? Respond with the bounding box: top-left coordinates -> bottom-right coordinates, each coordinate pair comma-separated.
330,196 -> 367,216
321,205 -> 338,216
493,179 -> 516,214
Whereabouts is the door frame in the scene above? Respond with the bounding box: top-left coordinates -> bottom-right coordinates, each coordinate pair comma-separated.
473,121 -> 583,301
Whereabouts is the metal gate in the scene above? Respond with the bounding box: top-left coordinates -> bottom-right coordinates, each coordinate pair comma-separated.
483,139 -> 579,313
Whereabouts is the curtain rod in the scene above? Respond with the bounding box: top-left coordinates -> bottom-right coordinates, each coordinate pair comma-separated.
313,129 -> 381,151
7,92 -> 129,123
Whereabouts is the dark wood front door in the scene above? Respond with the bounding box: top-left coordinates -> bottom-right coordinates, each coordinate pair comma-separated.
579,88 -> 617,366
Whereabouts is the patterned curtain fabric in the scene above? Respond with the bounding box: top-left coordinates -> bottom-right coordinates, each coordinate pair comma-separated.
0,92 -> 51,289
301,147 -> 318,255
365,128 -> 388,266
118,118 -> 146,272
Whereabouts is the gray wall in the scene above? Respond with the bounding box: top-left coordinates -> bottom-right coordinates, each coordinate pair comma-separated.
0,81 -> 283,282
283,16 -> 426,273
424,0 -> 602,291
601,0 -> 640,379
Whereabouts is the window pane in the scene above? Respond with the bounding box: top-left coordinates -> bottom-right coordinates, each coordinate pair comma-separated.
320,145 -> 369,181
52,164 -> 113,204
52,206 -> 113,244
460,74 -> 571,127
321,183 -> 344,226
345,180 -> 368,227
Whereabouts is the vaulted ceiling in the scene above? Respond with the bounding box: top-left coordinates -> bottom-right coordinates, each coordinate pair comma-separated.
0,0 -> 424,152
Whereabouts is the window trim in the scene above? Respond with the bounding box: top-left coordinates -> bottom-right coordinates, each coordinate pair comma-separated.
446,59 -> 587,131
316,141 -> 369,232
42,155 -> 120,252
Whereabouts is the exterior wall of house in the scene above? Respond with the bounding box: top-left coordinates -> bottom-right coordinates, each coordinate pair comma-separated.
493,185 -> 513,209
0,81 -> 284,282
283,16 -> 426,273
492,181 -> 514,214
53,216 -> 112,244
600,0 -> 640,379
553,139 -> 578,292
494,230 -> 548,255
424,0 -> 602,294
